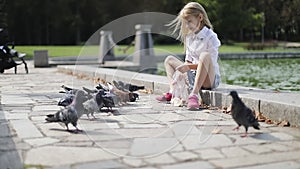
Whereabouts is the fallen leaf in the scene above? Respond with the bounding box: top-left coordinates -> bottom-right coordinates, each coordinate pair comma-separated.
227,104 -> 232,113
211,128 -> 222,134
138,88 -> 153,94
201,104 -> 210,109
254,110 -> 267,122
265,119 -> 273,124
93,77 -> 104,84
208,106 -> 218,110
221,104 -> 232,114
278,120 -> 290,127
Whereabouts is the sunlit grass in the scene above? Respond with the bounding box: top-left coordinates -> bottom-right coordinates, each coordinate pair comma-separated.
15,46 -> 83,58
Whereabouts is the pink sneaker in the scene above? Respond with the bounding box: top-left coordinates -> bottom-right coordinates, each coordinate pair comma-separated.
156,93 -> 172,102
187,94 -> 200,110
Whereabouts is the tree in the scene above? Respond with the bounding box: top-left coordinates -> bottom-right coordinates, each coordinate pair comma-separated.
3,0 -> 300,44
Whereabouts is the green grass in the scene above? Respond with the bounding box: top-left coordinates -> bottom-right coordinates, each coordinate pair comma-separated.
15,43 -> 299,59
15,46 -> 83,58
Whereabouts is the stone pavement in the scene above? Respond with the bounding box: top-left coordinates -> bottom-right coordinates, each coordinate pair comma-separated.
1,62 -> 300,169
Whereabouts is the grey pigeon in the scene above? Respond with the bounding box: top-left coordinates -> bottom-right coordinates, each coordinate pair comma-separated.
229,91 -> 260,137
113,80 -> 145,92
58,85 -> 80,107
58,92 -> 74,107
46,90 -> 89,132
82,93 -> 100,119
82,86 -> 98,94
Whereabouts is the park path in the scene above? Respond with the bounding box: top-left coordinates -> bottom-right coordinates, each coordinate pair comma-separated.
1,62 -> 300,169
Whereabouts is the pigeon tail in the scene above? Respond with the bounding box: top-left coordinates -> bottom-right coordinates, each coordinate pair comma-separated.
45,114 -> 60,122
82,86 -> 97,94
128,85 -> 145,92
252,122 -> 260,130
62,85 -> 73,91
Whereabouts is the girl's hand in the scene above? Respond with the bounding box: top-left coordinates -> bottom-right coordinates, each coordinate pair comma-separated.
176,64 -> 190,73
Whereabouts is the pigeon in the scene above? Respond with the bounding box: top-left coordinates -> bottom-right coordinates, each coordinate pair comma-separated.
112,80 -> 124,91
127,92 -> 139,102
127,84 -> 144,92
95,83 -> 110,91
109,82 -> 139,103
82,94 -> 100,119
113,80 -> 145,92
61,85 -> 78,93
46,90 -> 89,132
229,91 -> 260,137
81,86 -> 101,119
82,86 -> 98,94
96,89 -> 115,112
81,86 -> 104,119
57,85 -> 80,107
58,92 -> 74,107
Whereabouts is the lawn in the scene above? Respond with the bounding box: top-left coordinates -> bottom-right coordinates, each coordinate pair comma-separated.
15,46 -> 84,58
15,43 -> 299,59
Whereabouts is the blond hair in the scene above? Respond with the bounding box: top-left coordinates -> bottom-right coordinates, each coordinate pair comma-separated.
168,2 -> 213,43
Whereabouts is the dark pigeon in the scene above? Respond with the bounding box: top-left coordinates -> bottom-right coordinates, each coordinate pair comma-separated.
96,89 -> 115,112
127,84 -> 144,92
95,83 -> 110,91
61,85 -> 77,93
128,92 -> 139,102
46,90 -> 89,132
229,90 -> 260,137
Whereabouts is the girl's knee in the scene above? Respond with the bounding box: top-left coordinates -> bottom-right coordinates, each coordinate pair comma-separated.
198,52 -> 212,63
164,55 -> 178,64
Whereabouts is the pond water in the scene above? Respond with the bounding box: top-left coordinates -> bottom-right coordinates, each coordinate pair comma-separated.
219,58 -> 300,92
157,58 -> 300,92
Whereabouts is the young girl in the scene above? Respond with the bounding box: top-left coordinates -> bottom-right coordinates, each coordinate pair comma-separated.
156,2 -> 221,110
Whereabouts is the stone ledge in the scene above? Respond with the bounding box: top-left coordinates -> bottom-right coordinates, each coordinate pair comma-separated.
57,65 -> 300,127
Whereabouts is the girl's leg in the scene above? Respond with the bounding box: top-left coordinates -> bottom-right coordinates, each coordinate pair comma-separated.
191,52 -> 215,95
164,55 -> 184,92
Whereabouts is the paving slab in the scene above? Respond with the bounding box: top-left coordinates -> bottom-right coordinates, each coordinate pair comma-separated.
25,146 -> 118,166
0,109 -> 24,169
24,137 -> 60,147
193,148 -> 224,160
170,151 -> 199,162
73,160 -> 128,169
10,119 -> 43,139
161,161 -> 215,169
210,151 -> 300,168
130,137 -> 180,157
238,161 -> 300,169
144,154 -> 177,165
